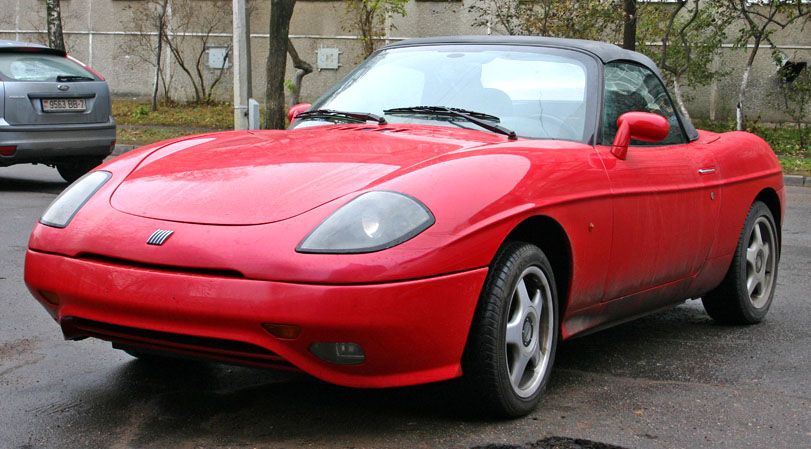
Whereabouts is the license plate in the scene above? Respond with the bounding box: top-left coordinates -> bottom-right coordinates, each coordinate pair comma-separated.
42,98 -> 86,112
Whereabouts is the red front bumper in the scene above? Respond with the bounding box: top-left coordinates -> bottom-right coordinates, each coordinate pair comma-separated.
25,250 -> 487,388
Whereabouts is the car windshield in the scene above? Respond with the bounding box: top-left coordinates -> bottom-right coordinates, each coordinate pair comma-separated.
0,53 -> 97,82
297,45 -> 594,141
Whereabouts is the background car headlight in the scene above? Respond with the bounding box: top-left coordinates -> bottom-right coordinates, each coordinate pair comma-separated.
40,171 -> 111,228
297,191 -> 435,254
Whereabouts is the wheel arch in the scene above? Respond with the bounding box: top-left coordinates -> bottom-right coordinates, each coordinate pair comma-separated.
501,215 -> 573,319
755,187 -> 782,252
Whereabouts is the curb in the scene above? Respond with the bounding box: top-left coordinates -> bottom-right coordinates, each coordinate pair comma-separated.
784,175 -> 809,187
110,144 -> 810,187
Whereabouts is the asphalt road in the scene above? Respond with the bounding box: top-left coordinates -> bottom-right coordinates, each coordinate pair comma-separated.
1,164 -> 809,449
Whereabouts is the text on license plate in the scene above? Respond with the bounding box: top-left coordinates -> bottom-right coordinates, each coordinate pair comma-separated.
42,98 -> 86,112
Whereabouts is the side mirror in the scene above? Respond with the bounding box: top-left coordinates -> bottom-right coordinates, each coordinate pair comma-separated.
610,112 -> 670,160
287,103 -> 311,123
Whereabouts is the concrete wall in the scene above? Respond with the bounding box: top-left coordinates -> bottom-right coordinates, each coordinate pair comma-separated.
1,0 -> 809,123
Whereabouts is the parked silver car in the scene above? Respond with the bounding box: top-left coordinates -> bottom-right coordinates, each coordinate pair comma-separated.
0,40 -> 115,182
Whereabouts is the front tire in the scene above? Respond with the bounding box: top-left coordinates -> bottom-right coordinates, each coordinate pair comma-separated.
462,241 -> 559,418
702,201 -> 779,324
56,157 -> 105,183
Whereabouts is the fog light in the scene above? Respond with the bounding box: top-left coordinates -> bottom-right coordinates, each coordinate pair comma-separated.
310,342 -> 365,365
0,146 -> 16,156
262,323 -> 301,340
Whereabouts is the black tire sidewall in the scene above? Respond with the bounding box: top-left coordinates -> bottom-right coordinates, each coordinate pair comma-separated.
56,158 -> 104,183
467,241 -> 559,417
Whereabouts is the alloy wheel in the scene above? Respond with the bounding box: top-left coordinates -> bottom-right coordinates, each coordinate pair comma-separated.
504,266 -> 554,398
745,216 -> 777,309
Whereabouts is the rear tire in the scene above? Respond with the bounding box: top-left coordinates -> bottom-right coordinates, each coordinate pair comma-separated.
461,241 -> 559,418
56,157 -> 105,183
702,201 -> 779,324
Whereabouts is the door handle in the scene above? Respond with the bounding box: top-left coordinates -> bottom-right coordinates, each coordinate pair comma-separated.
698,168 -> 717,175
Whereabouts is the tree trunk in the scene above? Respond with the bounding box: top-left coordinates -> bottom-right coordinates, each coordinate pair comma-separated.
737,36 -> 762,131
45,0 -> 65,51
362,5 -> 376,57
622,0 -> 636,51
287,38 -> 313,106
151,35 -> 163,112
151,0 -> 169,112
672,76 -> 691,123
265,0 -> 296,129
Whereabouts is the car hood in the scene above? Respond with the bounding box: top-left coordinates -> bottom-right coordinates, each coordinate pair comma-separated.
110,125 -> 501,225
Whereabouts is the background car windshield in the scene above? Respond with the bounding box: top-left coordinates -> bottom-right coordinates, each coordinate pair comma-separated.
303,47 -> 590,141
0,53 -> 96,82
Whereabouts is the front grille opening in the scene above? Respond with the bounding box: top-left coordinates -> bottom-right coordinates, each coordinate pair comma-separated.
77,253 -> 245,279
61,317 -> 297,371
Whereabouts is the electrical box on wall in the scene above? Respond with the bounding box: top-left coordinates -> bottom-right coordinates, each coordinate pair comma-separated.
317,48 -> 341,71
207,47 -> 230,69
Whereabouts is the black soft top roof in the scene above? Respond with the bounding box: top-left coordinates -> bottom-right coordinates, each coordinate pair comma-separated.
383,36 -> 698,140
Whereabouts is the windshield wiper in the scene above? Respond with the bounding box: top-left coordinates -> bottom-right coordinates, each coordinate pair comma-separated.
387,106 -> 502,122
296,109 -> 387,125
56,75 -> 95,82
383,106 -> 517,140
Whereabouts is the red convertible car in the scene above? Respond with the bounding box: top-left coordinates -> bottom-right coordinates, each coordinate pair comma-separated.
25,37 -> 783,417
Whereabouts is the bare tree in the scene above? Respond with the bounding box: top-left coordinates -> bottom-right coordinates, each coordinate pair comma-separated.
123,0 -> 173,110
468,0 -> 523,35
164,0 -> 233,104
287,39 -> 313,106
151,0 -> 170,111
469,0 -> 622,40
265,0 -> 297,129
638,0 -> 732,121
725,0 -> 811,130
121,0 -> 175,107
45,0 -> 65,51
344,0 -> 409,57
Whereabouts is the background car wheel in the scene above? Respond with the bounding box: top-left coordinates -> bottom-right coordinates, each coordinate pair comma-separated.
702,201 -> 779,324
462,241 -> 559,418
56,157 -> 105,183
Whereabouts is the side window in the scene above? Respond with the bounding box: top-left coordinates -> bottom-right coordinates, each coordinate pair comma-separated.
601,62 -> 686,146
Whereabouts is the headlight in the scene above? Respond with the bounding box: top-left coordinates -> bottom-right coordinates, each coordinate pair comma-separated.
297,191 -> 434,254
40,171 -> 111,228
